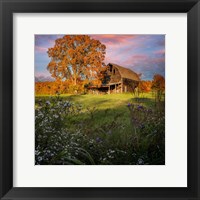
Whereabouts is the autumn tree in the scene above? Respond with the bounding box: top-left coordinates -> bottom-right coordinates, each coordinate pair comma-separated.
138,80 -> 152,94
151,74 -> 165,102
47,35 -> 106,86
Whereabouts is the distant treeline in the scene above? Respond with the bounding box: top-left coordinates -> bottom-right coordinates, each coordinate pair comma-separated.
35,79 -> 100,95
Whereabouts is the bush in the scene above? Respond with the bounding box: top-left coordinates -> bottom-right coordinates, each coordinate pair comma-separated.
127,103 -> 165,164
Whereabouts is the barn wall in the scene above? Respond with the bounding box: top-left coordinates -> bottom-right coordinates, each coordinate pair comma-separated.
109,67 -> 121,83
123,79 -> 139,92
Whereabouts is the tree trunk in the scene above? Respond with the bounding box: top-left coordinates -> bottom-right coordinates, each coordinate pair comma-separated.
74,77 -> 77,86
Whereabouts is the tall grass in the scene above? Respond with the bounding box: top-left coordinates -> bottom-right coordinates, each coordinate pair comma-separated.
35,93 -> 165,165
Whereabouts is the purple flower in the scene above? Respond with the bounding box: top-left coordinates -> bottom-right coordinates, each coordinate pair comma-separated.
127,103 -> 131,107
96,137 -> 102,143
137,105 -> 143,109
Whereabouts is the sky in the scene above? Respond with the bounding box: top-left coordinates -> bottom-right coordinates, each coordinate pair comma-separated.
35,34 -> 165,81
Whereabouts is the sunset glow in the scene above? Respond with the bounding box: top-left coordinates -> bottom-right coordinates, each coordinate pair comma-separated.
35,34 -> 165,81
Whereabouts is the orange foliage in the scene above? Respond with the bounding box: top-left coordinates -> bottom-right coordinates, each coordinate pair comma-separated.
151,74 -> 165,92
151,74 -> 165,102
138,81 -> 152,93
35,79 -> 88,95
47,35 -> 106,86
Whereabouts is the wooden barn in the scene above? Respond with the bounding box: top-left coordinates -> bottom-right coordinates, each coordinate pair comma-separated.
88,63 -> 140,94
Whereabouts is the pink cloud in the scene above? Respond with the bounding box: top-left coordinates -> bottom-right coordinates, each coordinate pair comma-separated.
35,46 -> 47,53
154,49 -> 165,55
121,54 -> 165,68
125,54 -> 148,66
95,40 -> 137,65
104,54 -> 122,65
90,35 -> 139,51
153,57 -> 165,64
47,39 -> 56,46
90,35 -> 154,66
35,71 -> 48,77
91,34 -> 135,43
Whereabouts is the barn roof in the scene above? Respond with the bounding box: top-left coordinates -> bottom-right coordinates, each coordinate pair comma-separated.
108,63 -> 140,81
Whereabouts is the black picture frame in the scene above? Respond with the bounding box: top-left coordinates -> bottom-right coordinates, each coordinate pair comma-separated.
0,0 -> 200,199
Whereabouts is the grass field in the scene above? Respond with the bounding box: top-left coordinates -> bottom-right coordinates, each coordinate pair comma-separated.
35,92 -> 165,165
36,93 -> 155,134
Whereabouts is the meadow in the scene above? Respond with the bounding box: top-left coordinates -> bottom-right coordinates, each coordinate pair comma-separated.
35,92 -> 165,165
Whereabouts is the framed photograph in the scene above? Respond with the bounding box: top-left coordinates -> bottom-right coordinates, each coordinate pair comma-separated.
0,0 -> 200,199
